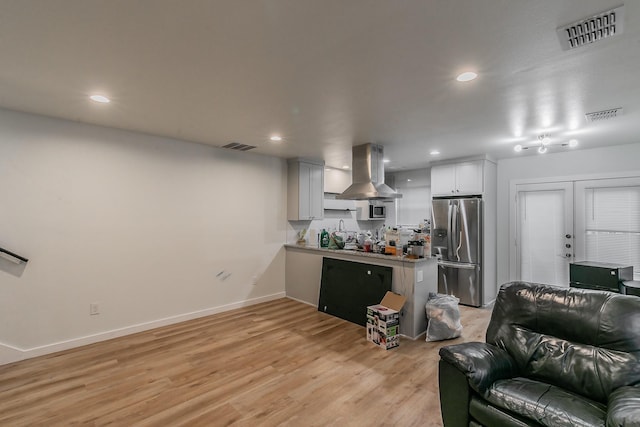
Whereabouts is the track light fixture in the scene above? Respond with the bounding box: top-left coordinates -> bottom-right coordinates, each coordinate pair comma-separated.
513,135 -> 579,154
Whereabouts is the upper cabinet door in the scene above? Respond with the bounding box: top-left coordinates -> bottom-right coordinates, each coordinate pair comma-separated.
309,163 -> 324,219
431,160 -> 484,196
287,159 -> 324,220
298,162 -> 312,219
431,164 -> 457,196
455,161 -> 483,195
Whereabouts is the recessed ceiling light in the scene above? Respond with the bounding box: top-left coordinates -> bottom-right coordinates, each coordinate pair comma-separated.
407,179 -> 412,182
430,150 -> 440,155
568,139 -> 579,148
383,159 -> 390,163
514,144 -> 523,152
456,72 -> 478,82
270,135 -> 282,141
538,146 -> 548,154
89,94 -> 110,103
342,165 -> 350,169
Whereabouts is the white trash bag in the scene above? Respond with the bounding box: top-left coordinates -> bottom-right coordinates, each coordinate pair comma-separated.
425,293 -> 463,342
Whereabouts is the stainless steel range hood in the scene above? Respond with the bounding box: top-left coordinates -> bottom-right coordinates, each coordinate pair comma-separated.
336,143 -> 401,200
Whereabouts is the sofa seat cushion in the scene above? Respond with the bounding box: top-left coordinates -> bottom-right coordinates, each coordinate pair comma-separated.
470,396 -> 542,427
484,377 -> 606,427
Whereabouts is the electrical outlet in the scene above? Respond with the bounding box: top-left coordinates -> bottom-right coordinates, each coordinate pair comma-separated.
89,303 -> 100,316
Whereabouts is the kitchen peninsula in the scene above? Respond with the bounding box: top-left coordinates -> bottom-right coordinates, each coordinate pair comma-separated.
284,244 -> 437,339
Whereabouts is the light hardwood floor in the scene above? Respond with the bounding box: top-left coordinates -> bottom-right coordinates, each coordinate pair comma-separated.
0,298 -> 492,426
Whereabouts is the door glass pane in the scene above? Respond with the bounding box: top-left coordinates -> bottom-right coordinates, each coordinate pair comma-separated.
584,186 -> 640,278
518,190 -> 568,285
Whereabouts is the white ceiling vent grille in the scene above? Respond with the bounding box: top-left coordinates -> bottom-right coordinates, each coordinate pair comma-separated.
222,142 -> 256,151
585,108 -> 624,122
557,5 -> 624,51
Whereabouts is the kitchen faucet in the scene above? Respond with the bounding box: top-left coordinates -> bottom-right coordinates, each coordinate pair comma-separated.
338,219 -> 345,232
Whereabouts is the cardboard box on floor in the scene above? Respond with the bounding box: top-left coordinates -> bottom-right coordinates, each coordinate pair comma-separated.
366,291 -> 407,350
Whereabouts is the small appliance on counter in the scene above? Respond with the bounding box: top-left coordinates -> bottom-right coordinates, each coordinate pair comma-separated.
384,229 -> 401,256
570,261 -> 634,293
407,240 -> 425,258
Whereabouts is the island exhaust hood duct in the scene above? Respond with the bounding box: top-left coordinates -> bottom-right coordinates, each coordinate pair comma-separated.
336,143 -> 401,200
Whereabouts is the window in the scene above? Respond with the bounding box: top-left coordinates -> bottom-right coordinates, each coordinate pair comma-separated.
575,178 -> 640,280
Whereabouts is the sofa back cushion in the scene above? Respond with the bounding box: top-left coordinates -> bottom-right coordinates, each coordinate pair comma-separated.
486,281 -> 640,403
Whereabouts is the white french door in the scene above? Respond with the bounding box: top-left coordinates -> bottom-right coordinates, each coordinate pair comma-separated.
511,182 -> 574,286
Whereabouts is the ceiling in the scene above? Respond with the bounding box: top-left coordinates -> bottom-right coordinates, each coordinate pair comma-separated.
1,0 -> 639,171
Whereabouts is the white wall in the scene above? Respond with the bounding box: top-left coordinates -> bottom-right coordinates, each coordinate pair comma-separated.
496,143 -> 640,288
389,169 -> 431,228
0,108 -> 288,364
287,207 -> 386,245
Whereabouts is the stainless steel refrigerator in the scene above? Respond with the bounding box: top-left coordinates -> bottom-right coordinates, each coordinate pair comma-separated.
431,197 -> 482,307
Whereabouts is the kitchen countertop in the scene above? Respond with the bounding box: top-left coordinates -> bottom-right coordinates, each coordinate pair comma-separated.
284,244 -> 433,263
285,242 -> 438,339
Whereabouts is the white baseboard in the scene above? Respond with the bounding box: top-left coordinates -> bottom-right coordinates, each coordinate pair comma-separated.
285,295 -> 317,307
0,292 -> 285,366
0,342 -> 25,366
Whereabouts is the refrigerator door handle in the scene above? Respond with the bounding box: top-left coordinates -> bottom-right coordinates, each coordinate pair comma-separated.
438,261 -> 478,270
447,202 -> 454,258
452,203 -> 461,261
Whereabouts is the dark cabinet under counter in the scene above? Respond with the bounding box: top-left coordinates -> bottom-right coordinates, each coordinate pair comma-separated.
318,258 -> 392,327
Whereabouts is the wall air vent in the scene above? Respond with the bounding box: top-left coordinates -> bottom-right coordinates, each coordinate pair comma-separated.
557,5 -> 624,51
222,142 -> 256,151
585,108 -> 624,122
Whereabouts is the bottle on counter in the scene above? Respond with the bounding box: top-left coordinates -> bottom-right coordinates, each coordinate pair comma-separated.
320,229 -> 329,248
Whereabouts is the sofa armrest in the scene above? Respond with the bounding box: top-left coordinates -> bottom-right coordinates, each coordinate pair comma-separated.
439,359 -> 472,427
439,342 -> 519,394
607,385 -> 640,427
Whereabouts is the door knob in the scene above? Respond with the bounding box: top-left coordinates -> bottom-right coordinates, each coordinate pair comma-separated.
565,243 -> 572,248
565,234 -> 572,239
565,253 -> 572,258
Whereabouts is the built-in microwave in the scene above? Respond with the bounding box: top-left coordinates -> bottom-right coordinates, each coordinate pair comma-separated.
369,204 -> 386,219
356,201 -> 387,220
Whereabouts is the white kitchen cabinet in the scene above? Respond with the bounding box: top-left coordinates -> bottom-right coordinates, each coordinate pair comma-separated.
431,160 -> 484,196
288,158 -> 324,220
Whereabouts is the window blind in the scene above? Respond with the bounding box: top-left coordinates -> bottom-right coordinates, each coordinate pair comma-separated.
584,186 -> 640,276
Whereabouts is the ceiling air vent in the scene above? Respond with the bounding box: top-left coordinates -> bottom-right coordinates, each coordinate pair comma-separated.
585,107 -> 624,122
557,5 -> 624,51
222,142 -> 256,151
